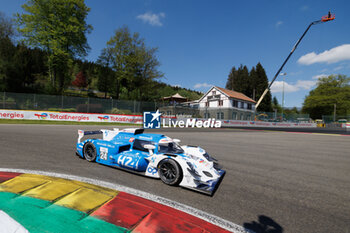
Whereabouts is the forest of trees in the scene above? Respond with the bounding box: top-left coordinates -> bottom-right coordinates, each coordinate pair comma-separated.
302,75 -> 350,119
1,0 -> 347,119
225,63 -> 273,112
0,0 -> 201,102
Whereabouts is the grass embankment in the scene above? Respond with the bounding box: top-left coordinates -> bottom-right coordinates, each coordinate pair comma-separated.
0,119 -> 139,126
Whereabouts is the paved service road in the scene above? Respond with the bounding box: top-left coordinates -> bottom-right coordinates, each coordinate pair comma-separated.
0,124 -> 349,233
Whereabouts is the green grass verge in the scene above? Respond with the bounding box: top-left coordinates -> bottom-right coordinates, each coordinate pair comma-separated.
0,119 -> 140,126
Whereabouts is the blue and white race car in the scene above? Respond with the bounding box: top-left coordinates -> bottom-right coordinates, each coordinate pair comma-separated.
76,128 -> 225,195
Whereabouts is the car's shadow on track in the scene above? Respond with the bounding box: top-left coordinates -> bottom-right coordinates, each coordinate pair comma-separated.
243,215 -> 283,233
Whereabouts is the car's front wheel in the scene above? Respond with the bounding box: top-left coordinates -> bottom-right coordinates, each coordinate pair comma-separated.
158,159 -> 182,186
83,142 -> 97,162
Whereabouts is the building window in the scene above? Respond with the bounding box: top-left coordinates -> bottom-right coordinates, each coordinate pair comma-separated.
205,102 -> 209,107
232,100 -> 238,108
207,96 -> 213,100
232,112 -> 237,120
212,91 -> 216,95
240,102 -> 245,109
218,100 -> 223,106
247,103 -> 252,110
216,112 -> 224,120
204,113 -> 210,119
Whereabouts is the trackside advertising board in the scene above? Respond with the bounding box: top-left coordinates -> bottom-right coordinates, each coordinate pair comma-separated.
0,110 -> 143,124
0,109 -> 317,128
342,123 -> 350,130
220,119 -> 317,128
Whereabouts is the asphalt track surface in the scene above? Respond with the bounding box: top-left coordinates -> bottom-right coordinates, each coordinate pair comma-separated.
1,124 -> 350,233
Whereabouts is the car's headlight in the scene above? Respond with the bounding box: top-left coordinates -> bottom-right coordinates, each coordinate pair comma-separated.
202,171 -> 213,177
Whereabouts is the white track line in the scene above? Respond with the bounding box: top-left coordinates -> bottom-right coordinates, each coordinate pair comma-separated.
0,168 -> 252,233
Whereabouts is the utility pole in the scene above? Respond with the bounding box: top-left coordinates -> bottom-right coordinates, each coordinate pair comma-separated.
255,13 -> 335,111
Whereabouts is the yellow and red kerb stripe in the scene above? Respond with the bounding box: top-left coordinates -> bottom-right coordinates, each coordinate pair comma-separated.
0,172 -> 231,233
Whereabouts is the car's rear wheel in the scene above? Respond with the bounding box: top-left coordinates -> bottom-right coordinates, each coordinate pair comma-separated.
83,142 -> 97,162
158,159 -> 182,186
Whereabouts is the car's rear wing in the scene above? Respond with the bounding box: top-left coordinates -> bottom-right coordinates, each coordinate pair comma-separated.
78,128 -> 145,143
78,130 -> 102,143
122,128 -> 144,135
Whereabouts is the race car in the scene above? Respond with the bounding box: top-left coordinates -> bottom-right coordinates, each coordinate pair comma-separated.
76,128 -> 225,195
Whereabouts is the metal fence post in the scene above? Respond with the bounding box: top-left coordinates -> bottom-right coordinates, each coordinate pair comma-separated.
3,92 -> 5,109
111,97 -> 113,112
87,97 -> 90,113
133,100 -> 136,114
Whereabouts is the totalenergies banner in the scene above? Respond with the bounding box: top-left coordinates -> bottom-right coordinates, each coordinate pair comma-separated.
0,109 -> 143,124
220,119 -> 316,128
342,123 -> 350,129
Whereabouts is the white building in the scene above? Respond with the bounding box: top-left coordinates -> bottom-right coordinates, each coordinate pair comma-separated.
198,86 -> 256,120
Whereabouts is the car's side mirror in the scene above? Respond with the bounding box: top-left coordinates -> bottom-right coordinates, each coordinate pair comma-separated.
143,144 -> 156,155
173,139 -> 181,143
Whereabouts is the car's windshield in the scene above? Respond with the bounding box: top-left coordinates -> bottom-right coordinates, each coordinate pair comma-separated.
158,141 -> 184,154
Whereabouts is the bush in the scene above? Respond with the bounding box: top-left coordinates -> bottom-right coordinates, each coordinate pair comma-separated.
47,108 -> 76,112
110,108 -> 133,115
76,104 -> 103,113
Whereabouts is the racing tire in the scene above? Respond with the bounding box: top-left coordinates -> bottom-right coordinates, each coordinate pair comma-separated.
158,159 -> 182,186
83,142 -> 97,162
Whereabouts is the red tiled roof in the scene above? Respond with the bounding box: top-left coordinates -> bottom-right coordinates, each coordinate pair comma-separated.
215,86 -> 256,103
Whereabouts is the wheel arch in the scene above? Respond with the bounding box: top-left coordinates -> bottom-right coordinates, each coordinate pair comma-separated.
82,140 -> 97,162
157,158 -> 184,186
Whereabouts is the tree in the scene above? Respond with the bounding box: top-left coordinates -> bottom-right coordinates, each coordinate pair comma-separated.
225,62 -> 272,112
98,26 -> 163,100
272,96 -> 282,113
249,67 -> 257,100
254,62 -> 272,112
0,12 -> 15,39
225,65 -> 250,95
0,12 -> 16,91
16,0 -> 92,93
225,67 -> 237,90
72,71 -> 87,88
302,75 -> 350,119
236,65 -> 250,95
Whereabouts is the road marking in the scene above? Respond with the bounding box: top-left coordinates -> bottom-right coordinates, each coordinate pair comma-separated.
0,210 -> 29,233
0,168 -> 252,233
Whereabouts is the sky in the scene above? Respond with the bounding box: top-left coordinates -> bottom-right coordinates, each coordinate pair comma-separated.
1,0 -> 349,107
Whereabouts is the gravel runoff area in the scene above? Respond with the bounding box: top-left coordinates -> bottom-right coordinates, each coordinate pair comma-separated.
0,124 -> 349,233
